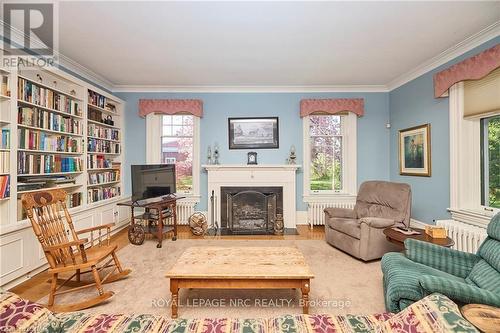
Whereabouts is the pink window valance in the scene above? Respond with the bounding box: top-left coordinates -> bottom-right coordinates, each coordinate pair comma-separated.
434,44 -> 500,98
300,98 -> 364,117
138,99 -> 203,118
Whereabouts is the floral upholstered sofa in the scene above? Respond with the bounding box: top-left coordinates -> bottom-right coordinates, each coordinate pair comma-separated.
0,291 -> 478,333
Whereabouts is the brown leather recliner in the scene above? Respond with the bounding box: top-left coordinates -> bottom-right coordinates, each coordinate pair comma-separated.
324,181 -> 412,261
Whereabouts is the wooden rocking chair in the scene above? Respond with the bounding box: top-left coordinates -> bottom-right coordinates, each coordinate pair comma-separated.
22,189 -> 131,312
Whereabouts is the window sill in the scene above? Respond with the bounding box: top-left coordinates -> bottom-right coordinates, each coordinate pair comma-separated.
303,193 -> 357,203
177,194 -> 201,203
447,208 -> 493,228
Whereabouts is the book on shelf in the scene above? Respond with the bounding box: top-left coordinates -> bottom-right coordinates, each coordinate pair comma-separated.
88,170 -> 119,185
17,198 -> 29,220
88,186 -> 120,203
0,151 -> 9,173
18,175 -> 77,192
87,155 -> 113,169
18,78 -> 82,116
87,123 -> 120,140
88,90 -> 116,112
1,74 -> 10,96
18,152 -> 82,174
0,175 -> 10,198
87,138 -> 120,154
18,106 -> 83,135
0,128 -> 10,149
66,192 -> 82,209
18,128 -> 81,152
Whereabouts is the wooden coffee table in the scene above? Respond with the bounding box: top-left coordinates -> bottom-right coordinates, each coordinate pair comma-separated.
461,304 -> 500,333
165,247 -> 314,318
383,227 -> 455,248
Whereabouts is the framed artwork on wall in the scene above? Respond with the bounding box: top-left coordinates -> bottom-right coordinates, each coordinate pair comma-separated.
228,117 -> 279,149
399,123 -> 431,177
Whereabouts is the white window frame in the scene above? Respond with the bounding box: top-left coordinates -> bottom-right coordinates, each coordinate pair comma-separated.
145,113 -> 200,199
302,112 -> 357,202
448,83 -> 498,226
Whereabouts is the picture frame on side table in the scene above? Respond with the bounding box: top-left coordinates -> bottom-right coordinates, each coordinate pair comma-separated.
399,123 -> 431,177
228,117 -> 279,149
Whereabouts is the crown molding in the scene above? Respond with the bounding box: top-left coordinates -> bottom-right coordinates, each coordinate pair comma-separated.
57,54 -> 114,92
3,18 -> 499,95
1,20 -> 115,92
386,21 -> 500,91
112,85 -> 389,93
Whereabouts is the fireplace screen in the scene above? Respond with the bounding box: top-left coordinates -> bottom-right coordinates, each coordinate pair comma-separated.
221,187 -> 283,234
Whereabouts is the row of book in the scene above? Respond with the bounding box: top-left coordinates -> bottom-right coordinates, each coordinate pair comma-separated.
18,78 -> 82,116
87,155 -> 113,169
66,192 -> 82,209
88,170 -> 119,185
88,124 -> 120,141
88,186 -> 120,204
18,128 -> 81,153
18,106 -> 83,135
0,151 -> 9,173
0,175 -> 10,199
87,138 -> 120,154
18,152 -> 82,174
18,174 -> 77,192
1,74 -> 10,96
88,90 -> 116,112
0,128 -> 10,149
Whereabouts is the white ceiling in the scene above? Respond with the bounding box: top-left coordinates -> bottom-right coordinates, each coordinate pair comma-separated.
56,1 -> 500,88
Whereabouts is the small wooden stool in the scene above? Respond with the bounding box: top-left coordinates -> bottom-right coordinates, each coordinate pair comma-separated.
461,304 -> 500,333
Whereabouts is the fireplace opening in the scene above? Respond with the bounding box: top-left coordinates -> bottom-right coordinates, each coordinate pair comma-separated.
221,187 -> 283,235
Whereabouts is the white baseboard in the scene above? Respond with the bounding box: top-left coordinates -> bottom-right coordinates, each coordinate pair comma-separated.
410,218 -> 428,229
5,222 -> 129,291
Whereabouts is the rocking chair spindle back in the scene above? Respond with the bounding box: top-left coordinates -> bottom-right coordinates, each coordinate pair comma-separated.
21,189 -> 131,312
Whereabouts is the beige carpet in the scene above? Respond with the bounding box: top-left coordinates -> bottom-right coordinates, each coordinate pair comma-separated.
41,239 -> 386,318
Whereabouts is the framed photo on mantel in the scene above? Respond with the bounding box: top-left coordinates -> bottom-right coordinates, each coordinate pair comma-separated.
228,117 -> 279,149
399,123 -> 431,177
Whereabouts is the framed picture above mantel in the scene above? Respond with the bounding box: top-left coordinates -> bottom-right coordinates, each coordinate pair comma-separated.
228,117 -> 279,149
399,123 -> 431,177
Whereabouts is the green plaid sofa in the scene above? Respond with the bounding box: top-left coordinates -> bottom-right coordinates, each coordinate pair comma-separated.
381,212 -> 500,313
0,291 -> 479,333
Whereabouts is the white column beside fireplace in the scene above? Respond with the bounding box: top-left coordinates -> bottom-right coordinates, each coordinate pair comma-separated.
203,165 -> 301,229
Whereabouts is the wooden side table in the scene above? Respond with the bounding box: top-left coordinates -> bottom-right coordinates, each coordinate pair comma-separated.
383,227 -> 455,248
461,304 -> 500,333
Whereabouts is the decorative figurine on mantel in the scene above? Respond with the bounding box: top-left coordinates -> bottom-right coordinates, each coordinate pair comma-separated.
207,145 -> 213,164
287,145 -> 297,164
213,144 -> 220,165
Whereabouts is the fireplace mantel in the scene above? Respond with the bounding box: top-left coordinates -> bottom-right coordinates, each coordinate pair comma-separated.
203,164 -> 301,171
204,164 -> 301,229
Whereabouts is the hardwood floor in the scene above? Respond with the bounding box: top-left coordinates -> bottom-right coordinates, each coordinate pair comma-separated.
9,225 -> 325,302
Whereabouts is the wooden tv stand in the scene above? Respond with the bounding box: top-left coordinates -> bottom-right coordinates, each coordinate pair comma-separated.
118,195 -> 185,248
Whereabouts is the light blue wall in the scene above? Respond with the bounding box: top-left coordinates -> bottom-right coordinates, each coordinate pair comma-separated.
389,37 -> 500,224
116,92 -> 390,211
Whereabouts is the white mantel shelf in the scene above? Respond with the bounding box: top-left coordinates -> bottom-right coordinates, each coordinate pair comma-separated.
203,164 -> 301,170
204,164 -> 300,229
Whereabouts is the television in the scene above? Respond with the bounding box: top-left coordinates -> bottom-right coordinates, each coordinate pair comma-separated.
131,164 -> 176,202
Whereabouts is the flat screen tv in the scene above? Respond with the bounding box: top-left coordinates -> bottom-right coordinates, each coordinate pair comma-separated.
131,164 -> 176,202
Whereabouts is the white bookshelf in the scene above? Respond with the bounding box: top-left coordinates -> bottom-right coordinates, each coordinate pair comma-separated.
0,67 -> 12,226
86,89 -> 122,205
0,62 -> 125,226
0,61 -> 128,288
